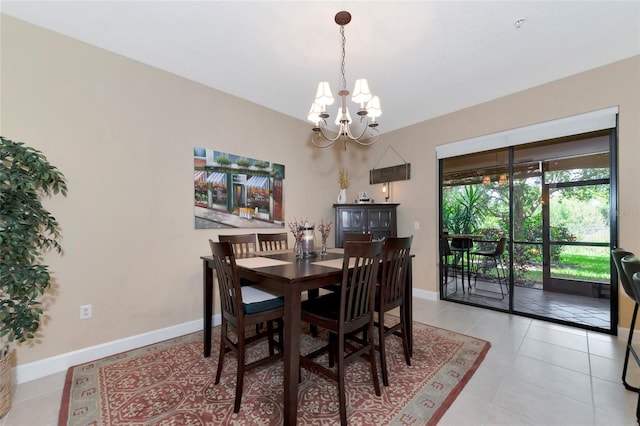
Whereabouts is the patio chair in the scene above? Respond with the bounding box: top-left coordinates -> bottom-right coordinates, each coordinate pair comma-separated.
472,237 -> 508,300
616,250 -> 640,393
631,272 -> 640,424
440,236 -> 461,295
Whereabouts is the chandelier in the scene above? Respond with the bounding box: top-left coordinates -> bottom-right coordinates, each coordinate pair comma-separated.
307,11 -> 382,150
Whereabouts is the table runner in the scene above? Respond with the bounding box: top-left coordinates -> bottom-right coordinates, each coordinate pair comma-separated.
234,257 -> 292,269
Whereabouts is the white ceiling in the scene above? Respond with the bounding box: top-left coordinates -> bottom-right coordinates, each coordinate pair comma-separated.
2,1 -> 639,134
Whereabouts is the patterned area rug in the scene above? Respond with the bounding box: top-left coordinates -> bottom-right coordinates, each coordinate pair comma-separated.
59,320 -> 490,425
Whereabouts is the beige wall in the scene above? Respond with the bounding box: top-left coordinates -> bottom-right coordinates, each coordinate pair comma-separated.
2,14 -> 639,368
0,15 -> 375,366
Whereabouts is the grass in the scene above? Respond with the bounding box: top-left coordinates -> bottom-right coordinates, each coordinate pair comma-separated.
552,253 -> 610,280
505,250 -> 610,284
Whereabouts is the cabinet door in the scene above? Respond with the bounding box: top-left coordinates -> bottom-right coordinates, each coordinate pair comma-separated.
336,207 -> 366,247
339,208 -> 366,232
368,208 -> 396,240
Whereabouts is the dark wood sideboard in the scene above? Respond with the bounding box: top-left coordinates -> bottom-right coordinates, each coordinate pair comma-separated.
333,203 -> 399,247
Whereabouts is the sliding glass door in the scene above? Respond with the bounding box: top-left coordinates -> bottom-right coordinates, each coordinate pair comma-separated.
440,130 -> 617,334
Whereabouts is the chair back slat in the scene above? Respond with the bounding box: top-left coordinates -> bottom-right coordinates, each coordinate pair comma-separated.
209,240 -> 241,320
219,233 -> 257,254
341,241 -> 383,324
494,237 -> 508,256
440,236 -> 452,257
380,236 -> 413,307
613,248 -> 636,300
257,232 -> 289,251
621,254 -> 640,303
344,232 -> 373,242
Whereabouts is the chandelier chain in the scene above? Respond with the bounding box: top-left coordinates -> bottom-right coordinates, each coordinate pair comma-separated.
340,25 -> 347,91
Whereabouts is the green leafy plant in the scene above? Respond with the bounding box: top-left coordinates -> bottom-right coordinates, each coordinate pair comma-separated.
216,156 -> 232,166
0,137 -> 67,343
236,158 -> 251,168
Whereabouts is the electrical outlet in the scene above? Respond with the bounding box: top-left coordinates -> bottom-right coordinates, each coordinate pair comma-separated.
80,304 -> 92,320
414,221 -> 420,230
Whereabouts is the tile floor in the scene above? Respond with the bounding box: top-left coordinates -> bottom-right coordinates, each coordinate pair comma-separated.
444,277 -> 612,331
1,297 -> 638,425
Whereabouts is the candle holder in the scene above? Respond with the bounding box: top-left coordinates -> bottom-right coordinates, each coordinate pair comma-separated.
300,223 -> 317,257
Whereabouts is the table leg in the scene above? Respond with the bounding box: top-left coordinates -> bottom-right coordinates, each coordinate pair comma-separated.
203,260 -> 213,358
283,285 -> 302,426
405,258 -> 413,357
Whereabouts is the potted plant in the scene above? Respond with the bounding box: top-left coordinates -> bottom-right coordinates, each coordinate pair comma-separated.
337,169 -> 350,204
0,137 -> 67,417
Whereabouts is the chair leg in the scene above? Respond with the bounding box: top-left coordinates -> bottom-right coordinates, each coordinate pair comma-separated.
234,331 -> 246,413
636,390 -> 640,425
378,312 -> 390,387
329,333 -> 337,368
623,303 -> 640,392
215,322 -> 226,384
336,337 -> 348,426
267,320 -> 275,356
399,306 -> 411,367
368,322 -> 381,397
494,257 -> 505,300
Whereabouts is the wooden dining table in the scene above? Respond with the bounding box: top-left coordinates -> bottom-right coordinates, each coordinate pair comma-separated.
201,248 -> 413,426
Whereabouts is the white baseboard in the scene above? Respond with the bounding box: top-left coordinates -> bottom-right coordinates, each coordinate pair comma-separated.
16,315 -> 221,384
413,288 -> 439,301
18,288 -> 625,385
17,291 -> 444,385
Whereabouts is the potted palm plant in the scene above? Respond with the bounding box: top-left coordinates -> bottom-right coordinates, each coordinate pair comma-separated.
0,137 -> 67,417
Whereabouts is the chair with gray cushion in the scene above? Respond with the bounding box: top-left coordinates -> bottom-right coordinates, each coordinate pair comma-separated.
612,248 -> 639,392
300,240 -> 383,425
631,272 -> 640,424
375,236 -> 413,386
209,240 -> 284,413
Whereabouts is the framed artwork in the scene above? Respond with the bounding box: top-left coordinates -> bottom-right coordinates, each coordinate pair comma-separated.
194,147 -> 285,229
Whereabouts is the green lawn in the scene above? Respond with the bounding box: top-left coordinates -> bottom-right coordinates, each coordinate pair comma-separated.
552,252 -> 610,281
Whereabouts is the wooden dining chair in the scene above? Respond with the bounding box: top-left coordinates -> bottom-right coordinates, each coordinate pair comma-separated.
318,232 -> 375,296
300,240 -> 383,425
218,233 -> 257,254
375,236 -> 413,386
343,232 -> 373,242
257,232 -> 289,251
208,240 -> 284,413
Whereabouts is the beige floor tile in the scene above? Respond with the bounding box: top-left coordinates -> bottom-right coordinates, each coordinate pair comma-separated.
3,297 -> 637,426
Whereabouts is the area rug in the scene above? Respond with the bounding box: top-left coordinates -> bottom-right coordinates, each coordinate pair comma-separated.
59,320 -> 490,425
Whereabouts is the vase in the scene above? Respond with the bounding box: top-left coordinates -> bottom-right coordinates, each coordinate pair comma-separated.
337,188 -> 347,204
320,240 -> 328,256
